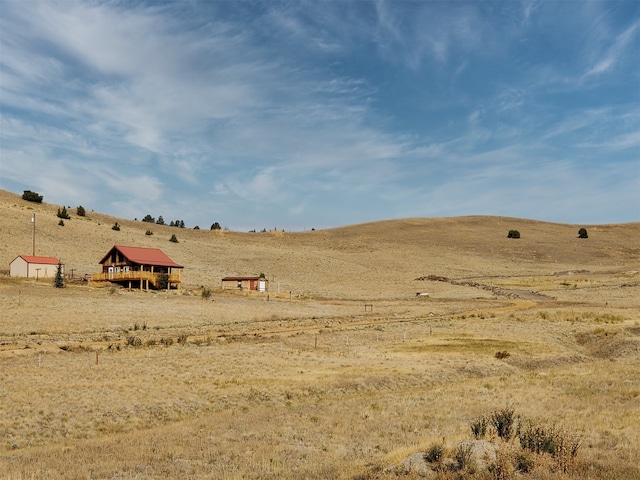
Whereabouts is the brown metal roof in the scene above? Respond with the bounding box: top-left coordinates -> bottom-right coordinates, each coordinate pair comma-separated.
99,245 -> 183,268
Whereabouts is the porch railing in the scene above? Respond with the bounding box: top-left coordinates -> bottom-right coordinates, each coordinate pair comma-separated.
90,271 -> 181,283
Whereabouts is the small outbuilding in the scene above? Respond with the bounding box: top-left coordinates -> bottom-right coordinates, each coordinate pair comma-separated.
221,276 -> 268,292
10,255 -> 63,279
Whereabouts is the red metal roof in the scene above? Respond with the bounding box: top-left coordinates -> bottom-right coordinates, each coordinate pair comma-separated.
222,276 -> 264,281
17,255 -> 61,265
99,246 -> 183,268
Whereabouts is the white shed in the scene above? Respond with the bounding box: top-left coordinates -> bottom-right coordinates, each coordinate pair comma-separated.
10,255 -> 63,279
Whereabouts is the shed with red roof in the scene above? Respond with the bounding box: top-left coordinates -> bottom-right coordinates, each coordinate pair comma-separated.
10,255 -> 63,279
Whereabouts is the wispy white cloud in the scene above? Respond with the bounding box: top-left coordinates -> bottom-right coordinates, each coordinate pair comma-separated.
1,0 -> 638,229
582,18 -> 640,79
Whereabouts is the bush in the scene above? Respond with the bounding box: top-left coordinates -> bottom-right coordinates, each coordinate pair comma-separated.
169,234 -> 178,243
22,190 -> 43,203
507,230 -> 520,239
514,452 -> 535,473
145,230 -> 153,236
57,206 -> 70,219
142,214 -> 155,223
177,334 -> 188,345
471,416 -> 489,439
491,405 -> 517,441
112,222 -> 120,231
424,443 -> 445,463
202,287 -> 212,300
454,443 -> 474,471
76,205 -> 86,217
211,222 -> 221,230
578,227 -> 588,239
58,219 -> 65,226
494,350 -> 510,359
156,216 -> 165,225
156,273 -> 169,290
126,336 -> 142,347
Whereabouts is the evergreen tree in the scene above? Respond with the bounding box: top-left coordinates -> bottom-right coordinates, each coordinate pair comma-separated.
57,206 -> 70,219
54,263 -> 65,288
22,190 -> 43,203
76,205 -> 86,217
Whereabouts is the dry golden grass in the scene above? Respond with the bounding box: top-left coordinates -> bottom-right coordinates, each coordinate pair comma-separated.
0,189 -> 639,479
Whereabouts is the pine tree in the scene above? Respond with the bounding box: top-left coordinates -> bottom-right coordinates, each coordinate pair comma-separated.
54,263 -> 65,288
57,206 -> 70,219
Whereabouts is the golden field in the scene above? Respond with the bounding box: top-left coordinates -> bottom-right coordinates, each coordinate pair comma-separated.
0,188 -> 639,479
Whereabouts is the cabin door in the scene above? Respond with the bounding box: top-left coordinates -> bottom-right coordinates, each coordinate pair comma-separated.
108,266 -> 114,279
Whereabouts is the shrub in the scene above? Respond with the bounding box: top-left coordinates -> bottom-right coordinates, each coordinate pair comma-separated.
211,222 -> 221,230
112,222 -> 120,231
169,234 -> 178,243
156,216 -> 165,225
454,443 -> 474,471
57,206 -> 70,219
578,227 -> 588,239
156,273 -> 169,290
22,190 -> 43,203
514,452 -> 535,473
507,230 -> 520,239
491,405 -> 517,441
142,214 -> 155,223
177,334 -> 189,345
201,287 -> 212,300
193,225 -> 200,230
126,336 -> 142,347
58,219 -> 64,226
76,205 -> 86,217
145,230 -> 153,236
424,443 -> 445,463
471,416 -> 489,439
160,337 -> 174,346
518,420 -> 581,472
494,350 -> 510,359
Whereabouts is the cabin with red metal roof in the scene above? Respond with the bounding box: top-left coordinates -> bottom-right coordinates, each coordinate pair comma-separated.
10,255 -> 63,279
91,245 -> 183,291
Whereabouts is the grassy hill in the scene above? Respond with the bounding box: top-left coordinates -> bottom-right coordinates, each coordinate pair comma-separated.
1,188 -> 638,299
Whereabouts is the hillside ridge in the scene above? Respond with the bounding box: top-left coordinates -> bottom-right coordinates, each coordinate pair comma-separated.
1,188 -> 638,296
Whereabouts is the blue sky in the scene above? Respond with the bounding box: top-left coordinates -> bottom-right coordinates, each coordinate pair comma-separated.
1,0 -> 638,231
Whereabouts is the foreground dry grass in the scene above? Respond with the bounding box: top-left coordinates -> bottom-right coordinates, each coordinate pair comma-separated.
0,189 -> 639,478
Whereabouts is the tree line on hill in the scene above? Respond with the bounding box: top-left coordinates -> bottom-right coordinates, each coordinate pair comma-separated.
22,190 -> 591,239
140,214 -> 221,231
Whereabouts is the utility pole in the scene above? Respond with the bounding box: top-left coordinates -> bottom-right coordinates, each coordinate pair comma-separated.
31,213 -> 36,255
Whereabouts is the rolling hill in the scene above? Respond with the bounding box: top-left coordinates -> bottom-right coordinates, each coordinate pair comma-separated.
1,188 -> 638,299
